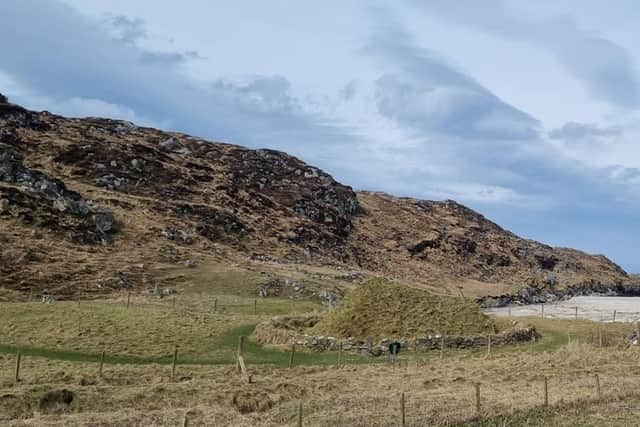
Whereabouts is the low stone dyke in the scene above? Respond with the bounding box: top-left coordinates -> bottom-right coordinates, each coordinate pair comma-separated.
252,316 -> 538,355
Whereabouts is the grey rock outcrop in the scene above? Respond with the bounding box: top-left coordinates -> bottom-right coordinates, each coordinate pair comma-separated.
0,144 -> 117,243
0,198 -> 8,214
159,137 -> 190,155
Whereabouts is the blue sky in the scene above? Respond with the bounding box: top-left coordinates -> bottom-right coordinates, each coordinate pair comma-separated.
2,0 -> 640,271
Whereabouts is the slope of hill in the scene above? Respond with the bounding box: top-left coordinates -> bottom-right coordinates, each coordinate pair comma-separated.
349,192 -> 630,301
0,94 -> 630,300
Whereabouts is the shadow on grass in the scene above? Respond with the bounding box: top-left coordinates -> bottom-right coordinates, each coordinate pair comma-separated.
4,318 -> 582,368
220,324 -> 372,367
0,323 -> 371,368
0,343 -> 171,365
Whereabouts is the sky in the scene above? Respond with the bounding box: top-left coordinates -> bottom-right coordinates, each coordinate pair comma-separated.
1,0 -> 640,271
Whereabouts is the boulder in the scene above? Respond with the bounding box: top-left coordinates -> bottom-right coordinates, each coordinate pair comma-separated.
0,198 -> 8,214
0,128 -> 19,144
159,137 -> 190,154
0,145 -> 118,243
94,209 -> 115,233
162,227 -> 193,244
114,120 -> 137,135
94,174 -> 128,189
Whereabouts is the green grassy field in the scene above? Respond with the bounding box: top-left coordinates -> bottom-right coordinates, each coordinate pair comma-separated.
0,292 -> 634,369
3,320 -> 640,426
0,294 -> 371,367
2,265 -> 640,425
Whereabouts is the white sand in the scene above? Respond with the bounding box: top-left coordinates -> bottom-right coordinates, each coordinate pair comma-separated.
484,296 -> 640,322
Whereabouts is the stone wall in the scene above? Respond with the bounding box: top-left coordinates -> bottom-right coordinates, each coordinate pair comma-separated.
294,327 -> 538,354
252,316 -> 538,355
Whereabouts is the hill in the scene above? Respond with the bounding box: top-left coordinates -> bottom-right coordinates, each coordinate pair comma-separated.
0,94 -> 630,301
312,279 -> 495,339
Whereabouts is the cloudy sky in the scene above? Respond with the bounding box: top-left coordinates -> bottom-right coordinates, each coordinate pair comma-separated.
2,0 -> 640,271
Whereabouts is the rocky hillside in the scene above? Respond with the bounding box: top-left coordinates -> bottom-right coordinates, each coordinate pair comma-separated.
350,192 -> 630,303
0,94 -> 630,300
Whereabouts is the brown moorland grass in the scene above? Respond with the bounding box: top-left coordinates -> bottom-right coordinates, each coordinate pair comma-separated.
312,279 -> 496,339
3,328 -> 640,426
1,271 -> 639,426
0,296 -> 322,361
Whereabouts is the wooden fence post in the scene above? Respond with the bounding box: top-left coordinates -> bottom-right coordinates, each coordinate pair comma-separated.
297,401 -> 303,427
474,383 -> 481,415
575,306 -> 578,320
14,351 -> 21,383
236,336 -> 244,372
234,335 -> 251,383
530,336 -> 535,353
171,346 -> 178,380
338,341 -> 343,366
401,392 -> 406,427
254,299 -> 257,315
182,415 -> 189,427
126,292 -> 131,309
289,343 -> 296,369
487,335 -> 492,357
613,310 -> 617,322
598,327 -> 603,348
541,303 -> 544,319
595,374 -> 601,400
173,295 -> 176,309
440,335 -> 445,359
213,298 -> 218,314
99,350 -> 105,376
543,376 -> 548,407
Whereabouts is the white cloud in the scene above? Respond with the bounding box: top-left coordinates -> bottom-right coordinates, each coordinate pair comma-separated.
410,0 -> 640,109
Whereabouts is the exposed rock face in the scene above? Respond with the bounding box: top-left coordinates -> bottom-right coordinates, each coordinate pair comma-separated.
46,119 -> 359,254
0,144 -> 116,244
0,95 -> 631,298
348,192 -> 629,298
0,95 -> 47,130
0,96 -> 361,295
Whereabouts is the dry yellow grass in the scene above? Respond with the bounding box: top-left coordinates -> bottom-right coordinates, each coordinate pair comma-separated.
0,295 -> 322,361
3,334 -> 640,426
1,268 -> 638,426
313,279 -> 495,339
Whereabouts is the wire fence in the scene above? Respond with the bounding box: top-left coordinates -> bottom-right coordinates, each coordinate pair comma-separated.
287,369 -> 640,426
485,302 -> 640,323
6,296 -> 640,425
5,338 -> 640,426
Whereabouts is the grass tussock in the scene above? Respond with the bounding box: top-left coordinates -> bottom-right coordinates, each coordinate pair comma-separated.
251,315 -> 321,345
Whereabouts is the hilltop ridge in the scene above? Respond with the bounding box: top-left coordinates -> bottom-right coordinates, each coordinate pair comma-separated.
0,94 -> 630,300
